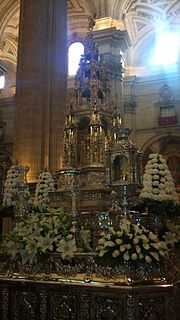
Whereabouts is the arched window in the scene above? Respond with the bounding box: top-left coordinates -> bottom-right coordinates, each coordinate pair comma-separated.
0,74 -> 5,89
68,42 -> 84,76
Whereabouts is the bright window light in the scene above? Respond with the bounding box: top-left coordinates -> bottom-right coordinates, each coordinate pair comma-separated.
68,42 -> 84,76
0,75 -> 5,89
152,32 -> 180,65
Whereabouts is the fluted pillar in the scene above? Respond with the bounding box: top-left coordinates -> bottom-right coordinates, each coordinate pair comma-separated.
14,0 -> 67,182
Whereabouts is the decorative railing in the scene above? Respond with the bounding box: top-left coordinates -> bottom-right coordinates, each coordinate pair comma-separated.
0,250 -> 179,286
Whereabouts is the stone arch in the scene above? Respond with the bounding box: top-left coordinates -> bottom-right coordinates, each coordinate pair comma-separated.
112,0 -> 128,20
132,30 -> 156,67
67,0 -> 94,40
141,134 -> 180,187
142,146 -> 154,171
0,0 -> 19,77
167,156 -> 180,185
0,0 -> 20,43
132,23 -> 180,67
159,137 -> 180,185
0,60 -> 16,97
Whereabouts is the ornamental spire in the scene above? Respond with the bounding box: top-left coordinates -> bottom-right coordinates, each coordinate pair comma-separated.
88,14 -> 96,32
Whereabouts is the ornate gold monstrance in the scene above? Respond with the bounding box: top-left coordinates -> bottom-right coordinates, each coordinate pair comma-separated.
50,19 -> 142,215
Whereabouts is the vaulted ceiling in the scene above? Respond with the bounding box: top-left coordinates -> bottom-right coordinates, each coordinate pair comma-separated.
0,0 -> 180,85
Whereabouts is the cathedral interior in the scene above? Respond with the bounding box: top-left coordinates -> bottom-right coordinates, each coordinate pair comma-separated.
0,2 -> 180,319
0,0 -> 180,194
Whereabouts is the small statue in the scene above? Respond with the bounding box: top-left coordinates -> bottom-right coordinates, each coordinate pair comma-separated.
88,14 -> 96,31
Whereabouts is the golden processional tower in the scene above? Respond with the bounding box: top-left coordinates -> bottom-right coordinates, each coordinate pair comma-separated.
50,19 -> 142,215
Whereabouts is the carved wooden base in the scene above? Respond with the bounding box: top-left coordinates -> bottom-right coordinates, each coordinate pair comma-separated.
0,277 -> 179,320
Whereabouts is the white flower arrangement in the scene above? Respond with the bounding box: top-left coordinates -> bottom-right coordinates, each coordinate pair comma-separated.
1,207 -> 93,264
3,165 -> 19,207
97,219 -> 169,264
140,154 -> 178,203
3,165 -> 31,209
163,221 -> 180,247
34,171 -> 55,210
1,208 -> 77,264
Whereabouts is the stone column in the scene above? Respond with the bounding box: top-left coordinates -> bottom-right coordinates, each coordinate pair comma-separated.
94,27 -> 131,125
14,0 -> 67,182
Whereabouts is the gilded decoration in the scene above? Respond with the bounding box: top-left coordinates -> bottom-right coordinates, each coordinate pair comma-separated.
52,17 -> 142,213
84,171 -> 105,187
0,17 -> 179,320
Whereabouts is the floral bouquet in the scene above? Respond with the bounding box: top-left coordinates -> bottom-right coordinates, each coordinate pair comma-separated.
139,153 -> 179,215
3,165 -> 19,208
162,220 -> 180,248
96,218 -> 169,265
1,208 -> 78,264
1,165 -> 31,217
34,171 -> 55,210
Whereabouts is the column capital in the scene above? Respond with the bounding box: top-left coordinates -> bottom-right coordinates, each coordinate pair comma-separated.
94,27 -> 131,55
